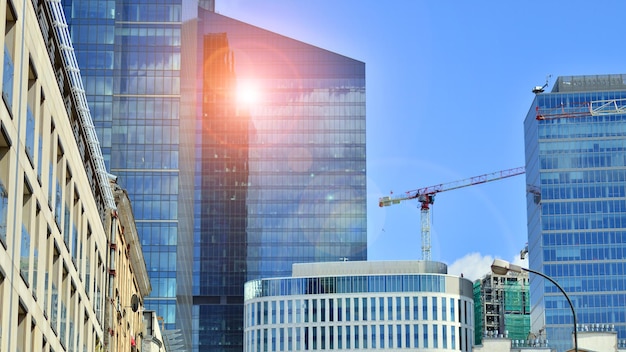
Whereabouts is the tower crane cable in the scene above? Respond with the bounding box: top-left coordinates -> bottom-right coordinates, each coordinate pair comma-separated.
379,166 -> 526,261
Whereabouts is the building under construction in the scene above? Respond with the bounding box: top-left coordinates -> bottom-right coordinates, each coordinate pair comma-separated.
474,271 -> 531,345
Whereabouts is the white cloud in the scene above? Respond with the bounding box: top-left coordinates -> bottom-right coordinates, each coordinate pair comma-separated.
447,252 -> 529,281
447,252 -> 494,281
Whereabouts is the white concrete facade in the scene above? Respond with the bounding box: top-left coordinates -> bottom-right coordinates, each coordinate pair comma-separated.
244,261 -> 474,351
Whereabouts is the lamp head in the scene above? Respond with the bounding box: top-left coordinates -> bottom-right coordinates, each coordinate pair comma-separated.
491,258 -> 525,275
491,259 -> 511,275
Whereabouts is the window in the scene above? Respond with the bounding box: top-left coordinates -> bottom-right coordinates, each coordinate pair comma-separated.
396,324 -> 401,347
0,174 -> 7,246
21,178 -> 34,284
3,0 -> 17,111
25,60 -> 38,164
0,124 -> 10,246
442,297 -> 447,321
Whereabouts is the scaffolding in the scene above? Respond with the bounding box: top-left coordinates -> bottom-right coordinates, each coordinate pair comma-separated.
474,271 -> 530,344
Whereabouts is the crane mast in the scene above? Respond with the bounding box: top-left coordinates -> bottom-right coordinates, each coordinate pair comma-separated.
379,166 -> 525,261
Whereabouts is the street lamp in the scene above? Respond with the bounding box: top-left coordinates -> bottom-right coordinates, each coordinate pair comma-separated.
491,259 -> 578,352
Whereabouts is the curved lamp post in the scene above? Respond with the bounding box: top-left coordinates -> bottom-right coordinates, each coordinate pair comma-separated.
491,259 -> 578,352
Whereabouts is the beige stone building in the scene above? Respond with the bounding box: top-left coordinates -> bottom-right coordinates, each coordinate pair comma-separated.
105,180 -> 152,351
0,0 -> 154,351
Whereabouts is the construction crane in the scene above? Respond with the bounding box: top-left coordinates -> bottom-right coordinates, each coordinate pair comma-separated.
379,166 -> 525,261
536,98 -> 626,120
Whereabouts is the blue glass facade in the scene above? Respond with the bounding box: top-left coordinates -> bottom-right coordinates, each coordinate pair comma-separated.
62,0 -> 208,348
524,75 -> 626,352
186,9 -> 367,351
63,2 -> 366,351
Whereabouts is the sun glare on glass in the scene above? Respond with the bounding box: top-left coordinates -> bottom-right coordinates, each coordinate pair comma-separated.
236,80 -> 261,105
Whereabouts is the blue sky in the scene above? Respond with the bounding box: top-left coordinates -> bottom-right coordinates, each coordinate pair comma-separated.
216,1 -> 626,280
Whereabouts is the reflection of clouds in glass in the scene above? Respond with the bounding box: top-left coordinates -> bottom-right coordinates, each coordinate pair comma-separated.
297,173 -> 366,254
287,148 -> 313,172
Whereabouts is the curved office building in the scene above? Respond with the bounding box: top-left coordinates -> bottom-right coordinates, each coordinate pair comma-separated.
244,261 -> 474,351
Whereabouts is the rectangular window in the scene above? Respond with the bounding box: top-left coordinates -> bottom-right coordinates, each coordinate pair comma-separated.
345,298 -> 351,321
71,198 -> 79,264
442,297 -> 447,321
346,326 -> 351,349
36,90 -> 45,182
423,297 -> 428,320
387,297 -> 393,320
21,182 -> 34,284
432,297 -> 438,320
450,298 -> 455,321
442,324 -> 447,348
54,149 -> 63,226
413,324 -> 419,348
25,106 -> 35,161
354,325 -> 359,349
451,325 -> 456,349
413,297 -> 418,320
362,297 -> 367,321
329,326 -> 333,350
311,300 -> 316,323
353,297 -> 359,321
20,223 -> 31,282
280,301 -> 284,324
404,297 -> 410,321
287,300 -> 292,323
423,324 -> 429,348
371,324 -> 376,348
405,324 -> 410,348
370,297 -> 376,321
337,326 -> 342,349
396,324 -> 401,348
3,0 -> 17,112
296,328 -> 301,350
337,298 -> 342,321
295,299 -> 301,323
396,297 -> 402,319
379,297 -> 384,320
433,324 -> 438,348
0,179 -> 7,245
25,62 -> 37,163
272,301 -> 277,324
387,324 -> 393,347
379,325 -> 384,348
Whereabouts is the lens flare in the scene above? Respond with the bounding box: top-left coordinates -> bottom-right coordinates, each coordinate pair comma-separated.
236,80 -> 260,105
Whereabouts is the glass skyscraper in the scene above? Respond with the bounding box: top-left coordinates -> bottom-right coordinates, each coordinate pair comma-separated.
62,1 -> 367,351
524,74 -> 626,352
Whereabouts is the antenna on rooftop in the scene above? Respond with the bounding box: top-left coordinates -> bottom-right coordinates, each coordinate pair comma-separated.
532,74 -> 552,94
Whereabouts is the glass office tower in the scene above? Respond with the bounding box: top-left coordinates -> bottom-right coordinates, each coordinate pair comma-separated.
184,9 -> 367,351
63,1 -> 367,351
61,2 -> 199,348
524,74 -> 626,352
